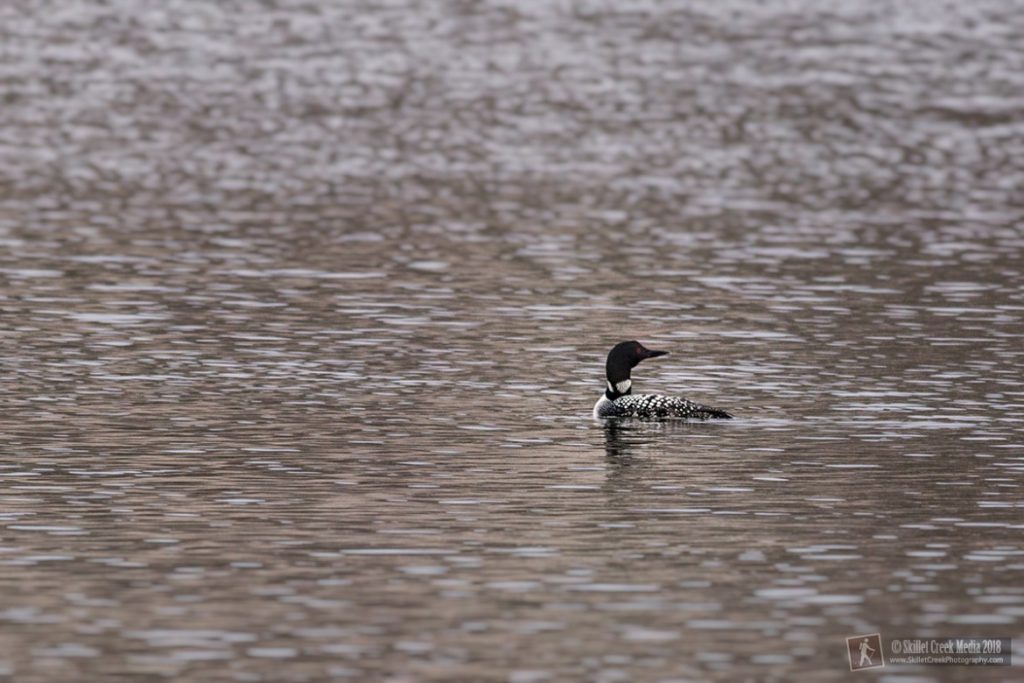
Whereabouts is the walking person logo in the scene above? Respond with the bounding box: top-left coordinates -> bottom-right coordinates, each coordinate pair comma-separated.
847,633 -> 884,671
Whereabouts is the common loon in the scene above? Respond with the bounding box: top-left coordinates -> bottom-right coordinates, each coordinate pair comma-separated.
592,341 -> 732,420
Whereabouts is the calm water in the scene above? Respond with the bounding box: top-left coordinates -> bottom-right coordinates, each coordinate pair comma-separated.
2,1 -> 1023,681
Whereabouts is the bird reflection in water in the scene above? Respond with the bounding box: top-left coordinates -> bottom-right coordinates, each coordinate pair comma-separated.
602,418 -> 715,460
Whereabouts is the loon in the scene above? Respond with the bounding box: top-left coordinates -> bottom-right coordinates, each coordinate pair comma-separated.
592,341 -> 732,420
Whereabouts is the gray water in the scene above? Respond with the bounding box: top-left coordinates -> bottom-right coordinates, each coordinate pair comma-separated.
2,1 -> 1024,681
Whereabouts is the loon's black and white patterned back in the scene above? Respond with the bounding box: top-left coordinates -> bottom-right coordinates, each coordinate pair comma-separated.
595,393 -> 731,420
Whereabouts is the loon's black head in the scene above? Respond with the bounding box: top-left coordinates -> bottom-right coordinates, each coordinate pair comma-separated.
604,340 -> 668,397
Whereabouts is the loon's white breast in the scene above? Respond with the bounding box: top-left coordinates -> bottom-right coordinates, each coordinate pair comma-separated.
592,394 -> 613,419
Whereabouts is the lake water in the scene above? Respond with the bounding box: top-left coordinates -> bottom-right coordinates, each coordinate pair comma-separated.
1,1 -> 1023,681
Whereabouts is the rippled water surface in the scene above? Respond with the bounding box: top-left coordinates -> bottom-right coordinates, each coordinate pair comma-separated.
2,1 -> 1024,681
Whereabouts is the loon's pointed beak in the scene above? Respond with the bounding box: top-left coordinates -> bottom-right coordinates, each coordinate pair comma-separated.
645,349 -> 668,359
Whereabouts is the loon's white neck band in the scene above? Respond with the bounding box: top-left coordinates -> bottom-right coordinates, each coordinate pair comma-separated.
607,379 -> 631,394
